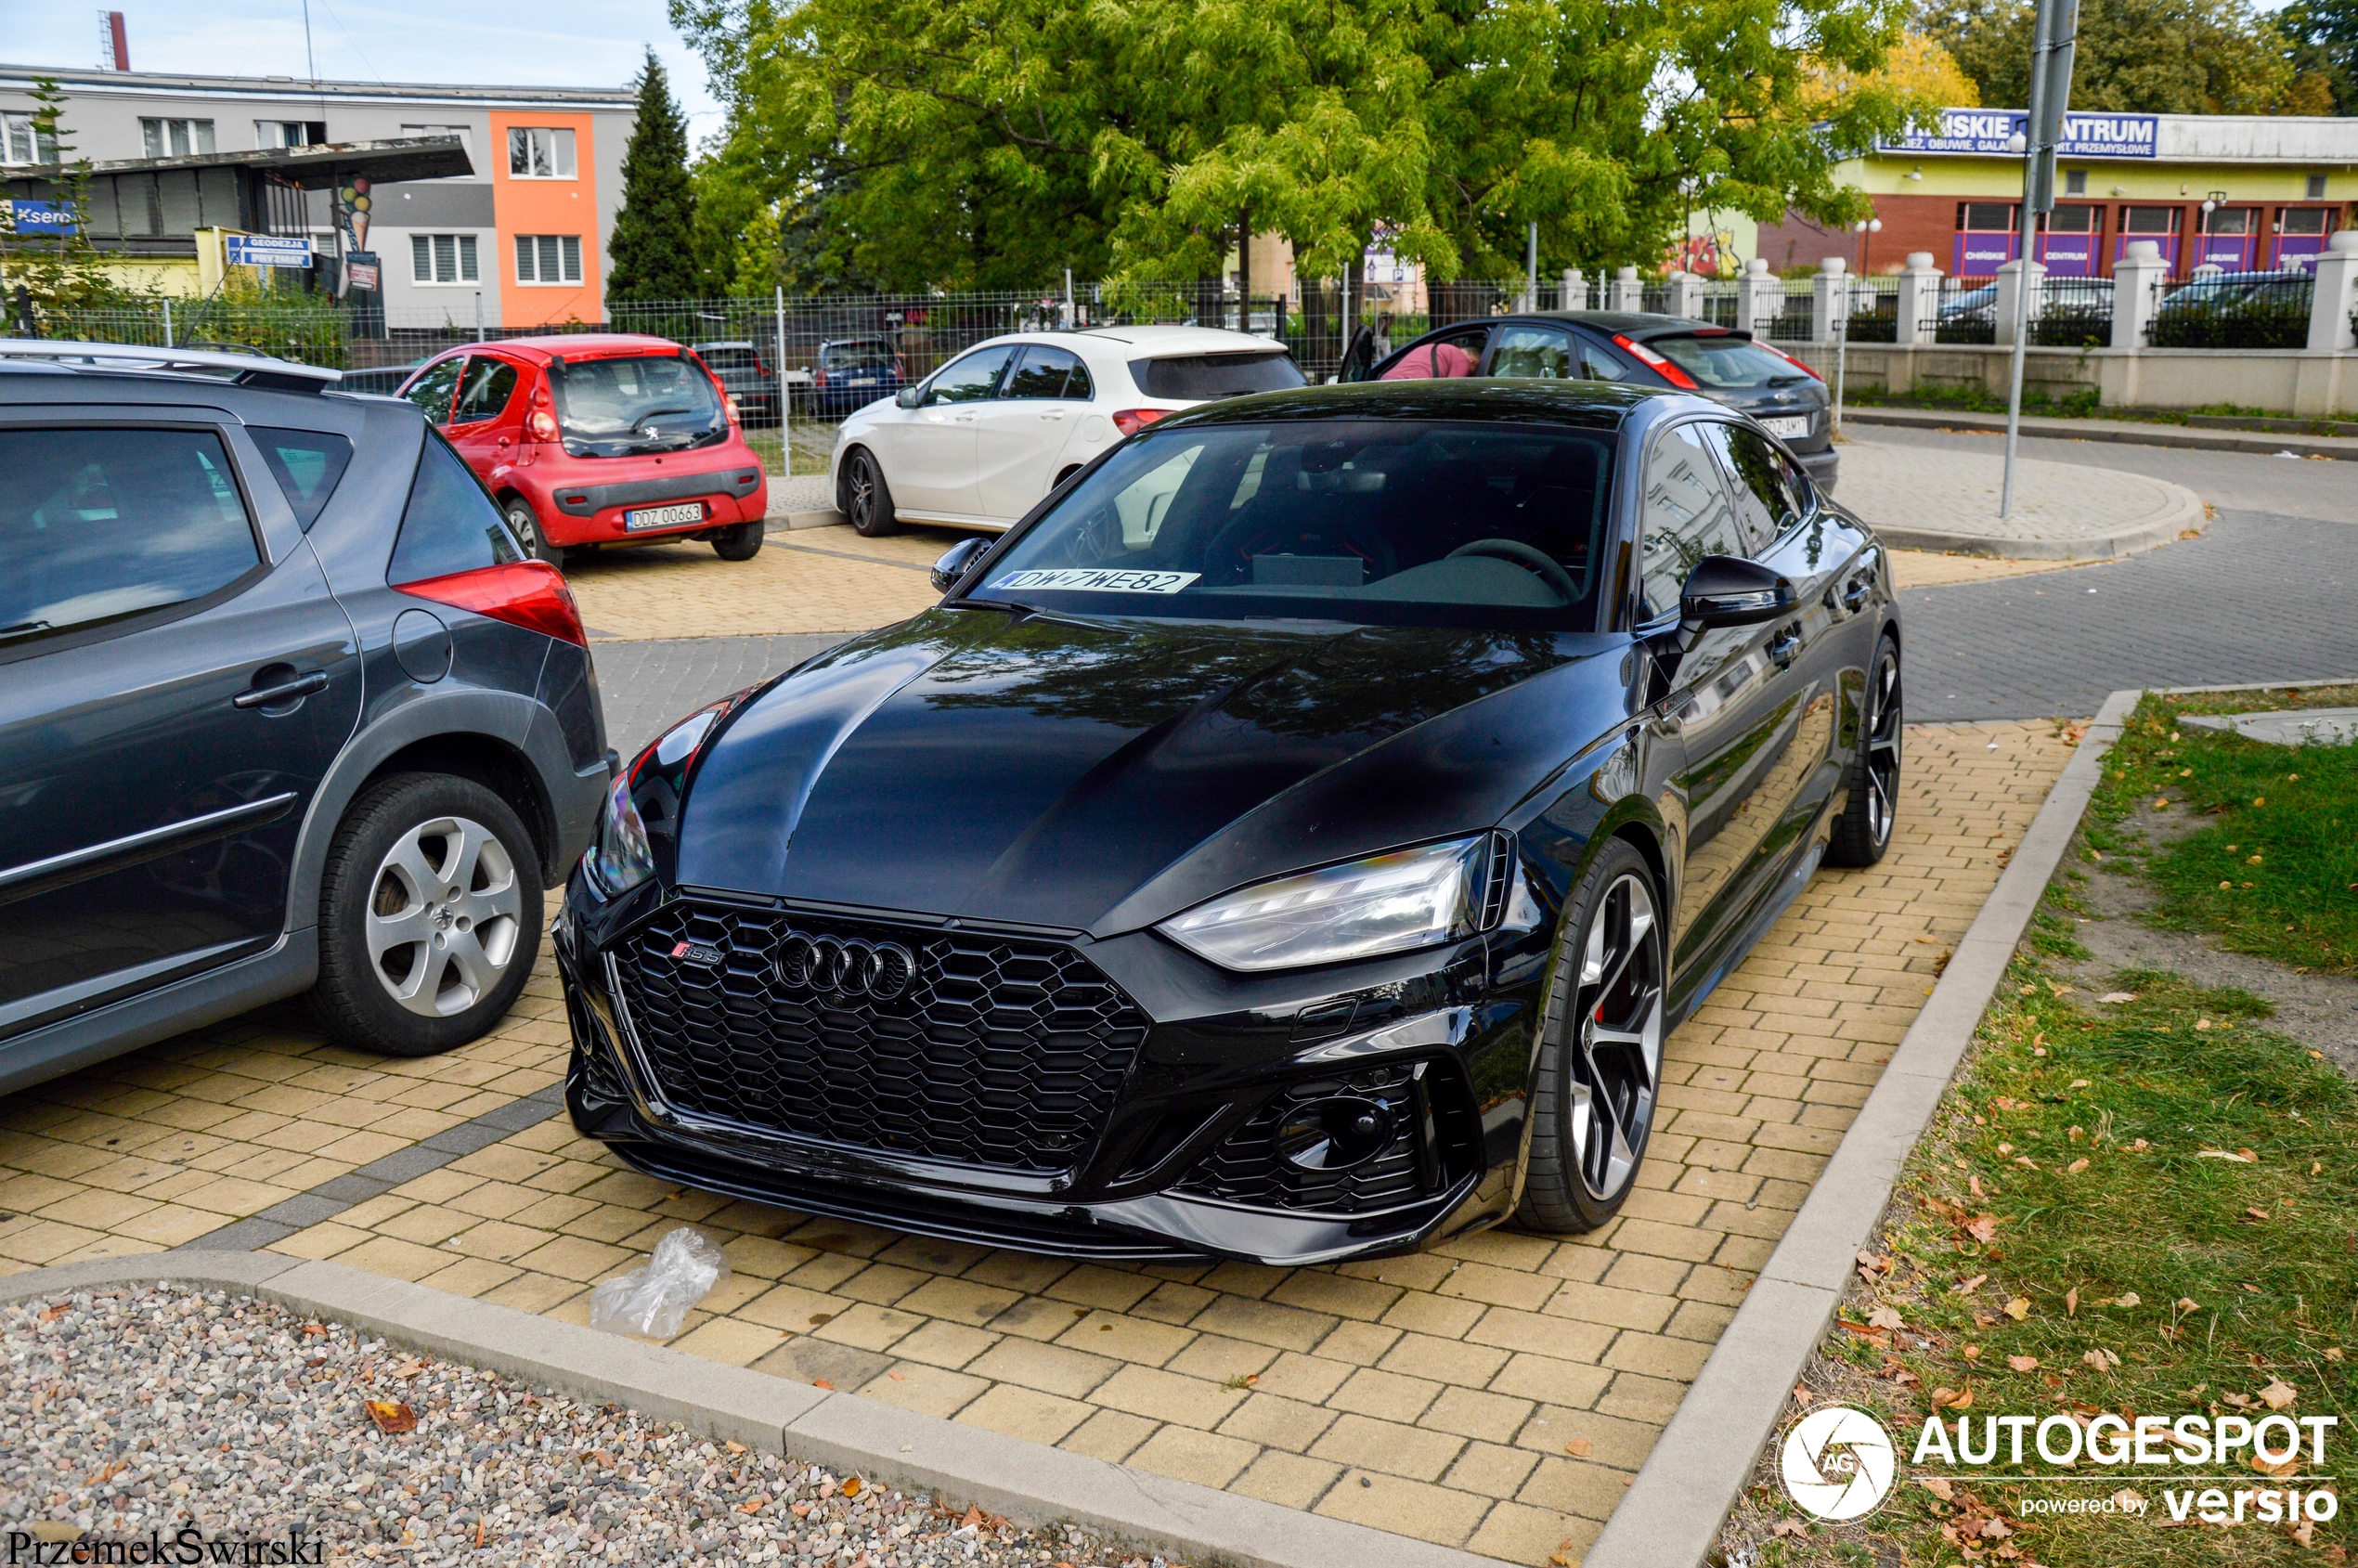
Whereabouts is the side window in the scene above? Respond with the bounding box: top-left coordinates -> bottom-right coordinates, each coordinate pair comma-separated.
1637,422 -> 1750,620
246,425 -> 355,529
402,357 -> 464,425
1,428 -> 262,655
924,346 -> 1015,405
1574,334 -> 1631,382
387,430 -> 524,584
1486,325 -> 1574,379
1004,345 -> 1087,399
453,357 -> 521,425
1703,422 -> 1806,552
1377,326 -> 1487,381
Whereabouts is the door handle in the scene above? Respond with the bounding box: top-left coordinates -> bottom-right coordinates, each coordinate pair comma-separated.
1041,410 -> 1065,420
1767,630 -> 1802,667
234,670 -> 330,709
1842,579 -> 1871,612
954,412 -> 977,423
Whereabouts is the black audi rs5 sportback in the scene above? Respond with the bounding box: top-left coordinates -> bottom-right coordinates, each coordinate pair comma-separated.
555,379 -> 1901,1266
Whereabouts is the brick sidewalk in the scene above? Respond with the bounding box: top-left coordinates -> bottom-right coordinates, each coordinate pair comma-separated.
566,523 -> 976,641
0,722 -> 2074,1565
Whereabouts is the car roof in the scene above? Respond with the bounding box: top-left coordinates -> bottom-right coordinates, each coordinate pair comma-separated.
1151,377 -> 1698,434
692,340 -> 758,351
1447,310 -> 1758,343
1067,324 -> 1289,356
458,333 -> 691,363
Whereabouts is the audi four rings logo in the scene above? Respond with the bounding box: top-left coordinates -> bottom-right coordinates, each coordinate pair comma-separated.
775,933 -> 917,1000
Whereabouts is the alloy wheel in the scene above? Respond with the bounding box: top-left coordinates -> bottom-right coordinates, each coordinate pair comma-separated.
847,456 -> 876,530
1566,871 -> 1665,1202
505,503 -> 547,563
366,815 -> 522,1017
1861,646 -> 1902,853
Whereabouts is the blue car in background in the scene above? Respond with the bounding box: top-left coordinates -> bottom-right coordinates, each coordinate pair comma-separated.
810,338 -> 904,418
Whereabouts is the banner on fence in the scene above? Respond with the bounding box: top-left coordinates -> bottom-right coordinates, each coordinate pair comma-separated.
1,200 -> 76,235
225,233 -> 317,269
1885,109 -> 2157,159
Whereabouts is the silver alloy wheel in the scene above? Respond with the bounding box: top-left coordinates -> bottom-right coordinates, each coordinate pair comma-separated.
504,502 -> 544,561
1566,871 -> 1665,1201
366,814 -> 523,1017
846,455 -> 876,529
1862,645 -> 1902,851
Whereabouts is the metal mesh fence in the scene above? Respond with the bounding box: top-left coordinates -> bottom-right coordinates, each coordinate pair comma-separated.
2029,278 -> 2114,348
1934,277 -> 1999,344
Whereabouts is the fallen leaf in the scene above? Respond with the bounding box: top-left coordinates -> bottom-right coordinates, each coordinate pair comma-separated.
2196,1018 -> 2214,1031
790,1503 -> 812,1519
811,1380 -> 836,1392
1954,1274 -> 1989,1294
2008,1355 -> 2040,1371
1770,1519 -> 1809,1538
1918,1476 -> 1957,1501
2066,1288 -> 2079,1316
2176,1298 -> 2201,1314
2248,1208 -> 2273,1222
1868,1305 -> 1906,1331
2259,1379 -> 2298,1410
961,1505 -> 986,1530
302,1323 -> 328,1336
1965,1214 -> 2000,1243
1565,1437 -> 1594,1458
1549,1555 -> 1578,1568
2254,1455 -> 2300,1479
842,1477 -> 863,1497
2110,1292 -> 2142,1308
2004,1298 -> 2031,1320
1930,1386 -> 1974,1410
887,1372 -> 905,1381
2113,1488 -> 2145,1510
388,1359 -> 424,1380
723,1441 -> 748,1455
1980,1517 -> 2014,1539
739,1497 -> 767,1515
1792,1384 -> 1817,1406
2196,1148 -> 2257,1162
2094,991 -> 2138,1004
1963,1344 -> 1982,1360
2066,1159 -> 2091,1173
363,1400 -> 417,1434
2083,1349 -> 2120,1370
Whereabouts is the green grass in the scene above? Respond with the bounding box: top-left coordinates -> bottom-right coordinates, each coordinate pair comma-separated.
2087,692 -> 2358,976
1842,389 -> 2300,427
1747,963 -> 2355,1567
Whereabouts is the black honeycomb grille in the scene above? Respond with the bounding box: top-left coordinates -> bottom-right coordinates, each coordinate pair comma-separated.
1171,1066 -> 1427,1214
611,900 -> 1148,1173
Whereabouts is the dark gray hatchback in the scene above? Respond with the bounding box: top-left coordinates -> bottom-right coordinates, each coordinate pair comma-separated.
1345,311 -> 1839,494
0,342 -> 613,1095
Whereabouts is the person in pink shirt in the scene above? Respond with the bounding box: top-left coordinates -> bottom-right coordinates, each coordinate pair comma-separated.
1379,340 -> 1476,379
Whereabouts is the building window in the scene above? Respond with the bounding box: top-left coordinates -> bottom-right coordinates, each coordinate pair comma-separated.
2280,207 -> 2329,236
411,233 -> 481,284
140,117 -> 216,158
2203,207 -> 2255,236
2,111 -> 58,164
514,233 -> 582,284
1958,201 -> 2016,231
2065,169 -> 2086,195
2310,175 -> 2329,201
2044,205 -> 2099,233
398,123 -> 474,163
507,127 -> 577,179
2122,206 -> 2182,235
256,121 -> 328,149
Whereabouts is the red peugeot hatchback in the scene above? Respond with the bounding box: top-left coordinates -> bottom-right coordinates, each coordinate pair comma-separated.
395,334 -> 770,564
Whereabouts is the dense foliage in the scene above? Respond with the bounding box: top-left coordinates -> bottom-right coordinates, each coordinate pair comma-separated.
605,52 -> 707,302
1921,0 -> 2338,115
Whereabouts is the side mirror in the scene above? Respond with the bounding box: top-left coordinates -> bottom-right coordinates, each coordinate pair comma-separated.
1679,555 -> 1795,628
930,537 -> 990,593
896,385 -> 925,409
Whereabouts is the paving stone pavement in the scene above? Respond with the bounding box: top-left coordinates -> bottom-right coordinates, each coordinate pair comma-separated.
0,721 -> 2074,1566
1903,508 -> 2358,721
1835,443 -> 2196,551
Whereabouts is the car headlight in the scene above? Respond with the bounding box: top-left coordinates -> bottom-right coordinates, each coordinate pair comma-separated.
1158,836 -> 1503,972
582,705 -> 728,900
585,773 -> 655,897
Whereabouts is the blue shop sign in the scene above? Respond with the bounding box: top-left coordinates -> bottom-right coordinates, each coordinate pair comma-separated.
1884,109 -> 2158,159
226,233 -> 317,268
2,200 -> 76,234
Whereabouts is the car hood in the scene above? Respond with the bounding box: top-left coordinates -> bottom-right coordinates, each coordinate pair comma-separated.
674,609 -> 1621,934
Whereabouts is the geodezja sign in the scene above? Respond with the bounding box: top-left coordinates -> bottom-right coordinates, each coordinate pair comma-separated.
1883,108 -> 2158,159
225,233 -> 316,268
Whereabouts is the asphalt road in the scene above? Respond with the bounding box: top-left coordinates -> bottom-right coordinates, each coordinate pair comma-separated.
583,427 -> 2358,754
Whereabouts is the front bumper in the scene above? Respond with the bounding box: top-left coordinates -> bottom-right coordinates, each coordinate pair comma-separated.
552,878 -> 1543,1266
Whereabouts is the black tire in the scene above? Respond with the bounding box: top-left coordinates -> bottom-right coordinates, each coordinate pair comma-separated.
503,499 -> 557,564
1517,838 -> 1667,1234
307,773 -> 542,1058
1825,634 -> 1901,868
842,448 -> 899,537
711,519 -> 765,561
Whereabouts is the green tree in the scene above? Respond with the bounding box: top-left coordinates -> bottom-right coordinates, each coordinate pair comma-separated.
2277,0 -> 2358,111
0,78 -> 129,320
1922,0 -> 2301,113
604,49 -> 704,302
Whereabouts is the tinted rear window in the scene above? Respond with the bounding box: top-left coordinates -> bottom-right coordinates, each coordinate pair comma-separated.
247,425 -> 355,529
388,430 -> 523,584
822,342 -> 897,370
1129,352 -> 1306,400
700,348 -> 760,369
1646,336 -> 1813,390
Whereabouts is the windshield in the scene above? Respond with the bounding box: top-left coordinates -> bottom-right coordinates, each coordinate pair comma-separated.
551,353 -> 725,457
964,419 -> 1613,628
1130,352 -> 1306,400
1648,335 -> 1812,390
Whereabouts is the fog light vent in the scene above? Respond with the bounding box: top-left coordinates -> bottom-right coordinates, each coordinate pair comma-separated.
1276,1096 -> 1395,1172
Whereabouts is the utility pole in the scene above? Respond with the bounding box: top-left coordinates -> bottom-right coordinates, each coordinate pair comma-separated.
1526,222 -> 1539,311
2002,0 -> 2079,518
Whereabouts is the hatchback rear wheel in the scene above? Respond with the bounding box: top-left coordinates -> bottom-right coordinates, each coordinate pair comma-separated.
503,499 -> 556,564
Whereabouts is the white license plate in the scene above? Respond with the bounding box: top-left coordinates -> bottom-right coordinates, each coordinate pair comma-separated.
1761,415 -> 1810,439
625,502 -> 706,532
847,377 -> 876,386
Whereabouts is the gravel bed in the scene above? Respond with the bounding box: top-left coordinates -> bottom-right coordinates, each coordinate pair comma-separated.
3,1284 -> 1170,1567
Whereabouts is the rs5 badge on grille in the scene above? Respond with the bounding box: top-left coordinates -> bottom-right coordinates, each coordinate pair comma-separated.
670,940 -> 723,965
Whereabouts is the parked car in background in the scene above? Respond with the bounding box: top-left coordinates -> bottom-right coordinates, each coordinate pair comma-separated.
1348,312 -> 1839,494
560,378 -> 1900,1263
396,335 -> 770,564
0,340 -> 612,1095
339,356 -> 429,396
828,325 -> 1302,536
691,341 -> 777,425
2148,269 -> 2313,348
810,338 -> 905,419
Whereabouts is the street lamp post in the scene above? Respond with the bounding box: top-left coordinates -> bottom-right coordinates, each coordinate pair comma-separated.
2001,0 -> 2080,521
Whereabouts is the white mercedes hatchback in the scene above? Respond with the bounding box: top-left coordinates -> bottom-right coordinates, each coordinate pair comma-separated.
827,325 -> 1302,536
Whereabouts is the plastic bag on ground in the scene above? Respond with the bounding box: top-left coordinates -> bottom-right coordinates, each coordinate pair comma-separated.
589,1226 -> 730,1339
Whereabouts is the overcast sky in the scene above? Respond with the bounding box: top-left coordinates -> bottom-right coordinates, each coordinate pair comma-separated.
6,1 -> 725,139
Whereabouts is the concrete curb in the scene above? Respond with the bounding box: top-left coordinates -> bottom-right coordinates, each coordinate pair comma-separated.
0,1251 -> 1505,1568
771,506 -> 849,531
1846,406 -> 2358,461
1584,690 -> 2142,1568
1870,480 -> 2205,561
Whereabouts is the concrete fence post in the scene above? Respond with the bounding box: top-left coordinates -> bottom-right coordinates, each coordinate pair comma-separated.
1665,269 -> 1704,318
2111,240 -> 2169,351
1738,257 -> 1781,338
1561,268 -> 1586,311
2307,230 -> 2358,354
1895,252 -> 1941,347
1995,257 -> 2048,346
1809,256 -> 1847,343
1609,266 -> 1643,313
